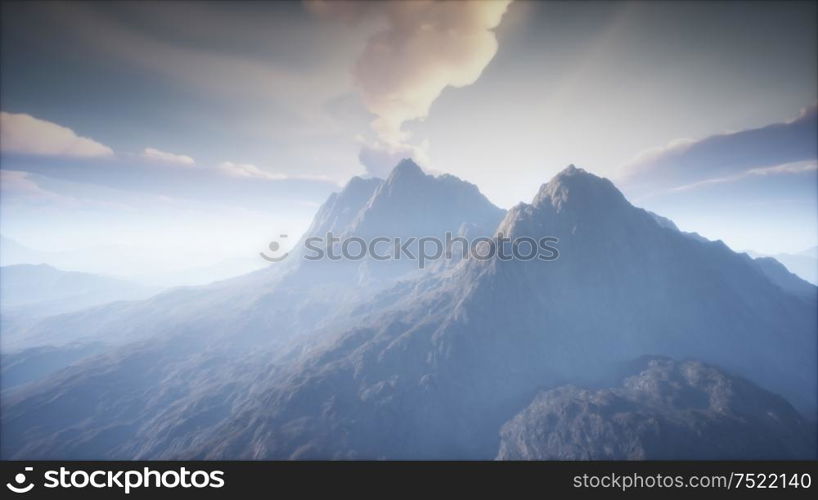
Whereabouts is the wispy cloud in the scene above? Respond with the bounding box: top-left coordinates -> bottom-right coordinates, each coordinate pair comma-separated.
0,169 -> 115,210
218,161 -> 336,183
0,112 -> 114,158
142,147 -> 195,166
1,170 -> 67,203
218,161 -> 282,180
665,160 -> 818,194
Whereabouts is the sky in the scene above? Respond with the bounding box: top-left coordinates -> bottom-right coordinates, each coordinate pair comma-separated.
1,0 -> 816,281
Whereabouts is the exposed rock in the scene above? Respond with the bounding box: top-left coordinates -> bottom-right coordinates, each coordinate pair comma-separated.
497,358 -> 816,460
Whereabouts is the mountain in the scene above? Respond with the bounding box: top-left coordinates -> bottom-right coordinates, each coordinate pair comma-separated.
349,159 -> 505,239
745,247 -> 817,285
181,165 -> 814,459
0,236 -> 46,266
801,246 -> 818,259
648,216 -> 816,298
303,159 -> 503,242
497,357 -> 815,460
768,251 -> 817,285
0,235 -> 261,288
0,264 -> 157,312
749,256 -> 816,299
0,264 -> 161,387
1,164 -> 815,460
0,264 -> 160,348
292,160 -> 505,284
132,257 -> 267,287
0,162 -> 508,458
305,176 -> 385,237
1,342 -> 105,390
4,163 -> 503,351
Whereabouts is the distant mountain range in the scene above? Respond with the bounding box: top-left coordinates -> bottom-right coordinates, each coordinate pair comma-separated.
0,235 -> 265,287
0,264 -> 159,347
1,264 -> 156,313
1,161 -> 815,460
747,247 -> 817,286
0,264 -> 161,389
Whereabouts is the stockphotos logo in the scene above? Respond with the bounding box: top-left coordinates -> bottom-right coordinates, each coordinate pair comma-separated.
260,232 -> 560,268
5,466 -> 224,495
6,467 -> 34,494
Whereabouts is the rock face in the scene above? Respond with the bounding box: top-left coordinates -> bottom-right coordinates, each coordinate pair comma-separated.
290,159 -> 506,284
497,357 -> 816,460
349,159 -> 505,240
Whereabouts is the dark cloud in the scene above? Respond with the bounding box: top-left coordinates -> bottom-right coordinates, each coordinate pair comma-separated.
622,104 -> 817,195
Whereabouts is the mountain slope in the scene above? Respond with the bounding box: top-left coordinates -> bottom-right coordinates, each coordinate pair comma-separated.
1,162 -> 507,458
5,163 -> 503,351
497,357 -> 815,460
288,159 -> 505,285
0,236 -> 46,267
349,159 -> 505,239
0,264 -> 161,353
768,251 -> 817,285
2,165 -> 814,460
750,256 -> 816,300
176,166 -> 816,459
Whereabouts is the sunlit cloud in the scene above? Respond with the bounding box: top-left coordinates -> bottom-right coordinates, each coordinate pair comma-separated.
0,170 -> 66,203
309,0 -> 512,174
619,104 -> 818,194
0,112 -> 114,158
217,161 -> 337,183
218,161 -> 281,180
141,147 -> 195,166
666,160 -> 818,194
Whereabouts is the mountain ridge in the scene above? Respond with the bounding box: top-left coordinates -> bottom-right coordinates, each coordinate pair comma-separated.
497,357 -> 816,460
1,163 -> 815,460
175,166 -> 817,459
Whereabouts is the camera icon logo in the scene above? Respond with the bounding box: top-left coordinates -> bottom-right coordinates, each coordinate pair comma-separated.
6,467 -> 34,494
260,234 -> 289,262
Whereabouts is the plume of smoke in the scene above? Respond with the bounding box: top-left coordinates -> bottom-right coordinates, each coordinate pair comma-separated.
309,0 -> 511,176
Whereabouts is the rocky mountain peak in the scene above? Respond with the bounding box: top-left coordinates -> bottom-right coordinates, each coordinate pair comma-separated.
385,158 -> 425,183
497,357 -> 815,460
533,164 -> 629,213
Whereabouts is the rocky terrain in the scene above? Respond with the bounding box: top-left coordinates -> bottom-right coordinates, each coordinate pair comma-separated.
2,163 -> 815,460
497,357 -> 816,460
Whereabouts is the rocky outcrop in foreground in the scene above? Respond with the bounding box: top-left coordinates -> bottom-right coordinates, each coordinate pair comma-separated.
497,357 -> 816,460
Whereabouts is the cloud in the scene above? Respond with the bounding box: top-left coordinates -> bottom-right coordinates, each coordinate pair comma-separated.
1,170 -> 52,197
217,161 -> 336,183
309,0 -> 512,172
357,138 -> 430,178
142,147 -> 195,166
0,169 -> 137,211
665,160 -> 818,194
620,104 -> 817,194
3,154 -> 340,219
0,169 -> 78,206
0,112 -> 114,158
217,161 -> 281,180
